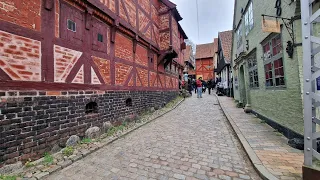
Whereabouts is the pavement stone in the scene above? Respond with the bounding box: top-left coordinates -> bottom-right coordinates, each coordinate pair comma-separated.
217,96 -> 303,179
44,93 -> 260,180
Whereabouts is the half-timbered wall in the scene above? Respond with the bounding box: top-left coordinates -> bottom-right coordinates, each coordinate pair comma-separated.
0,0 -> 186,165
0,0 -> 185,91
196,58 -> 215,81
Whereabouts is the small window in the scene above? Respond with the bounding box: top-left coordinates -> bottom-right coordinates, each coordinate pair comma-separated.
126,98 -> 132,107
67,19 -> 76,32
98,33 -> 103,42
150,58 -> 153,63
85,102 -> 98,114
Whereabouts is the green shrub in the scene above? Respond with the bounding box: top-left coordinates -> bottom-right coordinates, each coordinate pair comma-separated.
107,127 -> 117,136
0,175 -> 18,180
62,146 -> 74,157
80,138 -> 92,144
25,160 -> 35,168
43,152 -> 53,165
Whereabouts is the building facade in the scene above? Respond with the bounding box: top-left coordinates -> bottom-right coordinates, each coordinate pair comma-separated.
213,38 -> 218,79
195,43 -> 214,81
231,0 -> 303,138
183,45 -> 195,79
0,0 -> 187,165
216,30 -> 232,96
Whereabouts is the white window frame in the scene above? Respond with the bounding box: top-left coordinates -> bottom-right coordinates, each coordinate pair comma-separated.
244,2 -> 254,36
236,23 -> 242,48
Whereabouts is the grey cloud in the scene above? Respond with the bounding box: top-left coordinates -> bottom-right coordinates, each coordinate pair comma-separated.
171,0 -> 234,44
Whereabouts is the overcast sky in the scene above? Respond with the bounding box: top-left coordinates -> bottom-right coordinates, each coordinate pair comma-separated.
171,0 -> 234,45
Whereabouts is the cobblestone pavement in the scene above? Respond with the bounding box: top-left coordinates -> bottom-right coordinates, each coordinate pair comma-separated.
45,93 -> 261,180
218,96 -> 303,180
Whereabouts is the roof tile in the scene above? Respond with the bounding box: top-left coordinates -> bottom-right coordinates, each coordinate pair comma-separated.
195,43 -> 214,59
218,30 -> 233,63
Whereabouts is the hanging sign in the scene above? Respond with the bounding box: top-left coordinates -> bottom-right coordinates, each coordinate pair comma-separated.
262,20 -> 281,33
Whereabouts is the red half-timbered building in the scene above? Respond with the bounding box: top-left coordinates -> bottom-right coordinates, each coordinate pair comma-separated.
195,43 -> 215,81
0,0 -> 187,165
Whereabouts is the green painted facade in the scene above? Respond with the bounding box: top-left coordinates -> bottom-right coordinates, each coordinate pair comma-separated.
231,0 -> 304,134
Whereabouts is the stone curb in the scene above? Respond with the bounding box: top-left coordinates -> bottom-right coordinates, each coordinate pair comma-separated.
35,98 -> 185,179
214,94 -> 278,180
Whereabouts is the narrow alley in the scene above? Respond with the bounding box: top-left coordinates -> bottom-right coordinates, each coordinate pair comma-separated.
45,94 -> 260,180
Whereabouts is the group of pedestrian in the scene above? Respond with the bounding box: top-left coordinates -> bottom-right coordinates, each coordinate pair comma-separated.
185,77 -> 215,98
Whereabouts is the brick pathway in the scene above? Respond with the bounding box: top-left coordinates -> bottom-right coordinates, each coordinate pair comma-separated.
45,93 -> 260,180
217,96 -> 303,180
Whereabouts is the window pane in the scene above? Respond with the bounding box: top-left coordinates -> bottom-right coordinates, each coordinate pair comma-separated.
272,35 -> 282,55
279,58 -> 283,66
67,19 -> 76,32
276,78 -> 280,86
98,33 -> 103,42
274,59 -> 279,68
279,67 -> 284,76
279,77 -> 285,85
263,43 -> 270,53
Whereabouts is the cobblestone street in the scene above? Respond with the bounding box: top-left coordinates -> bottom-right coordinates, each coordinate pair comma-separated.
45,93 -> 260,180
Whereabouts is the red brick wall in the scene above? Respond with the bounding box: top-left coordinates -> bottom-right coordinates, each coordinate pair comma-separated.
139,0 -> 150,14
160,31 -> 170,50
137,67 -> 148,87
149,71 -> 157,87
99,0 -> 116,13
0,0 -> 41,31
115,62 -> 133,86
115,33 -> 134,62
92,56 -> 111,85
135,45 -> 148,67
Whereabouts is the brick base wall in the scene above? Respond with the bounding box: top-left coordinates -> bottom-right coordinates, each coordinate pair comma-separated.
0,90 -> 178,166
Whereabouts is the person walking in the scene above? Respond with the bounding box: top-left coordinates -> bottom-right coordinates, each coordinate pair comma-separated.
196,77 -> 203,98
202,80 -> 207,93
207,79 -> 212,95
187,79 -> 192,95
193,79 -> 197,94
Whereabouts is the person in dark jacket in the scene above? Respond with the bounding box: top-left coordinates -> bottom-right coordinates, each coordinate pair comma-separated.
202,80 -> 207,93
187,79 -> 192,95
207,79 -> 212,95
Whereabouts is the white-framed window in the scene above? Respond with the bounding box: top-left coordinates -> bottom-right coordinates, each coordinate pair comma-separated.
262,34 -> 285,87
244,2 -> 254,36
247,54 -> 259,88
236,23 -> 242,48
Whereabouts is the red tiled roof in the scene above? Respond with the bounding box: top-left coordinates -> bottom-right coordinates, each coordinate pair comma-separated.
218,30 -> 233,63
213,38 -> 218,54
195,43 -> 214,59
184,45 -> 191,61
